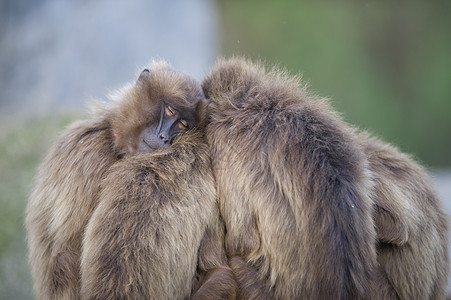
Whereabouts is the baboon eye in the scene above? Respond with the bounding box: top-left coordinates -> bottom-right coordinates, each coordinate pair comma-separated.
165,105 -> 176,117
178,119 -> 189,130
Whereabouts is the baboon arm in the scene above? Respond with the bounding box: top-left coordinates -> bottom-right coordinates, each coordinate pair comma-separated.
374,204 -> 410,245
229,256 -> 274,300
362,132 -> 427,246
191,267 -> 237,300
191,220 -> 237,300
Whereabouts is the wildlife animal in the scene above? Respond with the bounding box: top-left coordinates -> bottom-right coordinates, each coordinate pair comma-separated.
80,129 -> 235,299
201,58 -> 449,299
361,132 -> 449,299
26,61 -> 235,300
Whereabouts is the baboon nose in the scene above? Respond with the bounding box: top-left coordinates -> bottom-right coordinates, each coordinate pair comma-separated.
160,134 -> 168,143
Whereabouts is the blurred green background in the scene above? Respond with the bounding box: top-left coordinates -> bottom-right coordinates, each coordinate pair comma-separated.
219,0 -> 451,168
1,0 -> 450,298
0,115 -> 80,298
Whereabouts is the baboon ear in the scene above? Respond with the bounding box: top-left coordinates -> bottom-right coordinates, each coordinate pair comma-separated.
137,68 -> 151,82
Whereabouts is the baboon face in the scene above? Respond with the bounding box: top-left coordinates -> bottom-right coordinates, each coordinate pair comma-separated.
111,65 -> 208,155
136,93 -> 195,152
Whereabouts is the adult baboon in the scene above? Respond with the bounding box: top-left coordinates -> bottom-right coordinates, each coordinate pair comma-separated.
203,58 -> 377,299
26,61 -> 235,299
202,58 -> 449,299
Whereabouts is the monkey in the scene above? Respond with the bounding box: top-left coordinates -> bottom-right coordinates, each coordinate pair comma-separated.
201,57 -> 449,299
80,129 -> 236,299
202,58 -> 378,299
26,61 -> 235,300
360,132 -> 449,299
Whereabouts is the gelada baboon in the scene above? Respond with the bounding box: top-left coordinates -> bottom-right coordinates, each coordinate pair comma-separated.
361,133 -> 449,299
201,58 -> 449,299
26,61 -> 235,299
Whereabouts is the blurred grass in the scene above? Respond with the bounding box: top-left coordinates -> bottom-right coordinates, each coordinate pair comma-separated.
218,0 -> 451,167
0,114 -> 80,299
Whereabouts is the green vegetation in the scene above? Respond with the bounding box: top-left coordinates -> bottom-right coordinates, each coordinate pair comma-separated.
218,0 -> 451,167
0,115 -> 80,299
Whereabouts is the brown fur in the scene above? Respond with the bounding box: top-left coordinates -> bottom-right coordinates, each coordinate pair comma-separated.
202,57 -> 449,299
202,58 -> 378,299
228,256 -> 274,299
80,130 -> 235,299
26,61 -> 234,299
26,118 -> 115,300
361,132 -> 449,299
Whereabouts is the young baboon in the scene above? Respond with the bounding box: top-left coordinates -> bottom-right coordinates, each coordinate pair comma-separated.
202,58 -> 449,299
26,61 -> 235,299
